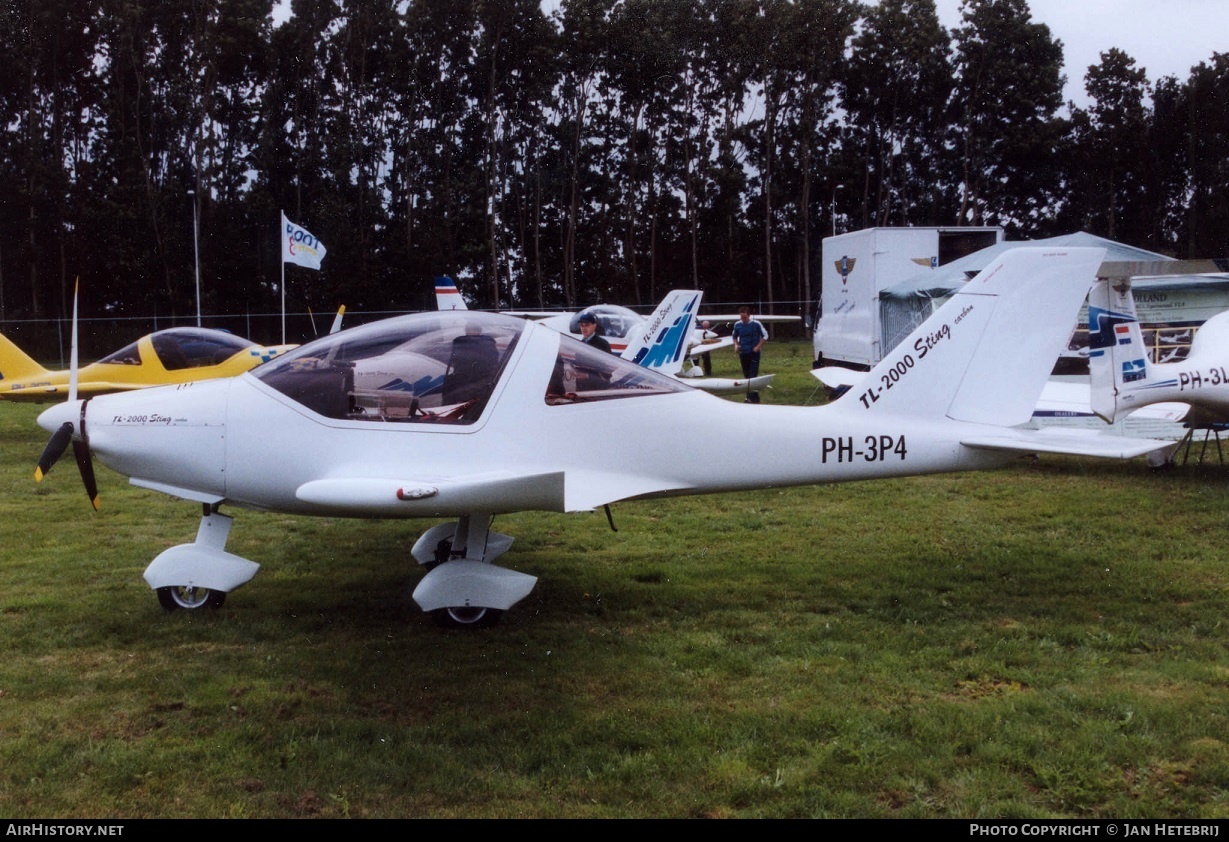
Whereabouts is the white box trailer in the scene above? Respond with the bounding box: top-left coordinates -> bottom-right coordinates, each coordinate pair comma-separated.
814,226 -> 1004,368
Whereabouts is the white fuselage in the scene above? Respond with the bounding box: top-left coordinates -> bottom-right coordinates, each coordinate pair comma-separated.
1123,311 -> 1229,424
47,320 -> 1007,520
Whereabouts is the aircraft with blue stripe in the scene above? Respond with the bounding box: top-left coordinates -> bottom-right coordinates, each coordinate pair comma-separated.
435,278 -> 775,397
1089,277 -> 1229,428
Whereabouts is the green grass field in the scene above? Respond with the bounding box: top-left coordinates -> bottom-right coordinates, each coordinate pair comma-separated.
1,341 -> 1227,818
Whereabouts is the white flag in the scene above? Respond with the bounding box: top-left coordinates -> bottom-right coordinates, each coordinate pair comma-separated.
281,212 -> 327,270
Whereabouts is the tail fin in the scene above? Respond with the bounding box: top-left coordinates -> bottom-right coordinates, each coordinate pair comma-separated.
435,276 -> 467,311
623,290 -> 702,374
840,247 -> 1105,427
0,332 -> 51,383
1087,278 -> 1154,422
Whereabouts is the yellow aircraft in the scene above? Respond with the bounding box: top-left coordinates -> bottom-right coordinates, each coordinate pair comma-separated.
0,326 -> 296,402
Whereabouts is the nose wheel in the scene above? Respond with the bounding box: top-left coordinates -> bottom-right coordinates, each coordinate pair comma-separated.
156,585 -> 227,611
432,606 -> 502,629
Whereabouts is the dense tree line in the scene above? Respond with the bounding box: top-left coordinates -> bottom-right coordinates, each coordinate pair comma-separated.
2,0 -> 1227,349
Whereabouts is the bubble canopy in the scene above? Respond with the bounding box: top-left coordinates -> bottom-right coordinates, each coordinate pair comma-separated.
99,327 -> 258,370
253,311 -> 688,424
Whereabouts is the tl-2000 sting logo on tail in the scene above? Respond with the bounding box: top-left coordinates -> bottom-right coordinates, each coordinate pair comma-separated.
857,307 -> 972,410
822,435 -> 907,464
857,324 -> 953,409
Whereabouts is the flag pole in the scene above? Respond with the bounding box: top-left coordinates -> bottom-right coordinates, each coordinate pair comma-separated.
279,211 -> 286,344
190,190 -> 201,326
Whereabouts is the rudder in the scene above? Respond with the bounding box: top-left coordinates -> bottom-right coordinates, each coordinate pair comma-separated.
0,332 -> 50,383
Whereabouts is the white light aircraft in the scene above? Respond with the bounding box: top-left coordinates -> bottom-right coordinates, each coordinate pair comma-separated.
436,275 -> 794,361
621,289 -> 775,395
439,278 -> 774,396
1088,277 -> 1229,427
36,248 -> 1169,629
436,276 -> 654,355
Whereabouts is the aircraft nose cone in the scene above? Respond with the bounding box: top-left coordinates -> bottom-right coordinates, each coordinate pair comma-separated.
37,400 -> 82,434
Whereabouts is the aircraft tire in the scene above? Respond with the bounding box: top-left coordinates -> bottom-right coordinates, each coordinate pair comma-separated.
432,606 -> 502,630
156,585 -> 227,612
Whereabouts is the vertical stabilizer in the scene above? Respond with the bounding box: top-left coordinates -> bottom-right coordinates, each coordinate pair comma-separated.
623,290 -> 702,374
836,247 -> 1105,428
435,276 -> 467,311
1087,278 -> 1150,422
0,333 -> 51,383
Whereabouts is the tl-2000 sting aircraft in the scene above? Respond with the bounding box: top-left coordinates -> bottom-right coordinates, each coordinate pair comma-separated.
35,248 -> 1169,628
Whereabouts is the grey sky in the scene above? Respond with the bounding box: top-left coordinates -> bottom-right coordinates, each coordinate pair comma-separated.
931,0 -> 1229,108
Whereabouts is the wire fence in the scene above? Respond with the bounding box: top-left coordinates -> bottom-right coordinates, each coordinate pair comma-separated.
1,301 -> 813,367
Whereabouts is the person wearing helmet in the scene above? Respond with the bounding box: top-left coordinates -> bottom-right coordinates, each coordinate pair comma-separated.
577,312 -> 612,354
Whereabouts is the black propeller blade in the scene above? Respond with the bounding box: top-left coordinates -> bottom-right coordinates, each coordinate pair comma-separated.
34,422 -> 74,482
34,404 -> 99,510
73,438 -> 100,512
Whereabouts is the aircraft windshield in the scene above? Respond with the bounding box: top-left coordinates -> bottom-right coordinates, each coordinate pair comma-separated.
254,311 -> 523,424
546,336 -> 691,404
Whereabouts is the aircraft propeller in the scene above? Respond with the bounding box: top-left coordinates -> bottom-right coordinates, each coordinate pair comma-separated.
34,422 -> 74,480
32,280 -> 100,510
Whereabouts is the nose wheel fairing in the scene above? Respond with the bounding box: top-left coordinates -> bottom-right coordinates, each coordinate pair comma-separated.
142,512 -> 260,604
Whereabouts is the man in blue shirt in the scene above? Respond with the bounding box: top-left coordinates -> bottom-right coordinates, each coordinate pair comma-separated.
730,306 -> 768,403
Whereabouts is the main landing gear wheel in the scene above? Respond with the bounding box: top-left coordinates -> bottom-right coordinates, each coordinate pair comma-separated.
156,585 -> 227,612
432,606 -> 502,629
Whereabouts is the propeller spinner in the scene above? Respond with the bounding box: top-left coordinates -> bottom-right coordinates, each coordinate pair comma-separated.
33,400 -> 99,511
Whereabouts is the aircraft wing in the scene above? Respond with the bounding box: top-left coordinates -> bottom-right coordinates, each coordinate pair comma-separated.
294,469 -> 690,515
296,471 -> 567,515
688,374 -> 775,394
810,366 -> 864,390
700,314 -> 801,324
961,428 -> 1175,460
502,310 -> 567,319
689,336 -> 734,354
1,381 -> 140,402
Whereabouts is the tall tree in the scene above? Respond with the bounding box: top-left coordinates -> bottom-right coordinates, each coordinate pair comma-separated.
842,0 -> 953,229
1181,54 -> 1229,259
949,0 -> 1064,235
1061,49 -> 1151,243
774,0 -> 858,314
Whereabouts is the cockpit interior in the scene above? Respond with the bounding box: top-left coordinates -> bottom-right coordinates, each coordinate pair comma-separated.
254,312 -> 689,424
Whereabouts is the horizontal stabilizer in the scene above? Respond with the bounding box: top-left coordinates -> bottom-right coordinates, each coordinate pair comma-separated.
688,336 -> 733,354
962,428 -> 1174,460
1098,258 -> 1229,280
810,367 -> 863,390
